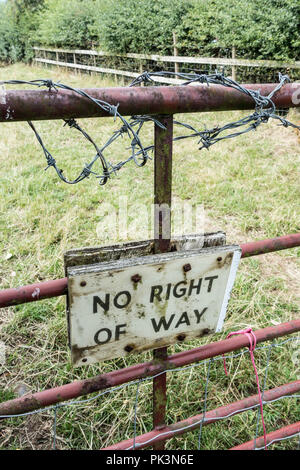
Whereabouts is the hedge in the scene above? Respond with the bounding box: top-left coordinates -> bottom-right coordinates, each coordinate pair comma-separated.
1,0 -> 299,64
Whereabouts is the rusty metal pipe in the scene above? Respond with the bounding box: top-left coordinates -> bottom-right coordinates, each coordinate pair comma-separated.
0,319 -> 298,417
103,381 -> 300,450
241,233 -> 300,258
152,115 -> 173,449
1,83 -> 299,122
0,278 -> 68,308
230,421 -> 300,450
1,233 -> 300,309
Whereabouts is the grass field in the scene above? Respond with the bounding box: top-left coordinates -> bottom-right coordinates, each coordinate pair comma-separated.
0,63 -> 299,450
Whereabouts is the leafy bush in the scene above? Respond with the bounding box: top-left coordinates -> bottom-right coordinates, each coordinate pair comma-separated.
93,0 -> 190,54
35,0 -> 108,48
0,0 -> 45,63
0,0 -> 299,63
0,3 -> 22,63
177,0 -> 300,60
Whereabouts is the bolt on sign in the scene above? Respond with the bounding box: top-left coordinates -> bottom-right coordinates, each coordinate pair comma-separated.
65,235 -> 241,366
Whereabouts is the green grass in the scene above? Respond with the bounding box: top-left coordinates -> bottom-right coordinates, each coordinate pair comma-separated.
0,63 -> 299,450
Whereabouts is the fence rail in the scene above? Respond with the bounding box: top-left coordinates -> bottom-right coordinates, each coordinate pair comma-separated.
230,421 -> 300,450
1,233 -> 300,309
33,46 -> 300,84
0,319 -> 299,417
33,46 -> 300,69
103,380 -> 300,450
1,82 -> 299,123
34,58 -> 183,85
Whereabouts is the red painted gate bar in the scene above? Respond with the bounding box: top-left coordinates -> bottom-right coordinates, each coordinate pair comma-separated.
1,233 -> 300,309
0,277 -> 68,308
0,319 -> 299,417
0,83 -> 299,122
230,421 -> 300,450
240,232 -> 300,258
103,381 -> 300,450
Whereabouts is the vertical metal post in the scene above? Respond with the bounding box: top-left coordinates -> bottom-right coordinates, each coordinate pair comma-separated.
152,115 -> 173,450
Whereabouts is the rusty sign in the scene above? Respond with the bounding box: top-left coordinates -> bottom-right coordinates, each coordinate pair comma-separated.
66,243 -> 241,366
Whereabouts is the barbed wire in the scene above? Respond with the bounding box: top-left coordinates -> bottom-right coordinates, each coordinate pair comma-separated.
131,71 -> 300,149
1,79 -> 151,185
1,72 -> 299,186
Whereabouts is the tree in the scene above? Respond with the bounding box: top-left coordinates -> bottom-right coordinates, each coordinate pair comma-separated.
1,0 -> 299,63
177,0 -> 300,60
0,2 -> 22,63
0,0 -> 45,62
36,0 -> 105,48
95,0 -> 190,54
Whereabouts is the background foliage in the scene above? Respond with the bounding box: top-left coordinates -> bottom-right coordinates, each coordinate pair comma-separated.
177,0 -> 300,60
0,0 -> 299,63
0,2 -> 22,63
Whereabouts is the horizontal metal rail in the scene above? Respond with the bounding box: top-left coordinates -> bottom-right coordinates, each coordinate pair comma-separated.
0,277 -> 68,308
1,83 -> 299,122
1,233 -> 299,309
241,233 -> 300,258
230,421 -> 300,450
0,319 -> 299,417
103,381 -> 300,450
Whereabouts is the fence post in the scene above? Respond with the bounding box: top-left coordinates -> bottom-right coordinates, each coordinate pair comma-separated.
93,53 -> 96,77
152,115 -> 173,450
173,32 -> 180,75
139,62 -> 144,86
232,46 -> 237,81
43,49 -> 47,70
75,52 -> 81,76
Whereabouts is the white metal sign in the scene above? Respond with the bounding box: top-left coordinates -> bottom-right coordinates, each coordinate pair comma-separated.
67,245 -> 241,366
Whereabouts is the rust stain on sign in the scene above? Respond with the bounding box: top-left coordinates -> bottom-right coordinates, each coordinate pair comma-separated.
67,243 -> 241,366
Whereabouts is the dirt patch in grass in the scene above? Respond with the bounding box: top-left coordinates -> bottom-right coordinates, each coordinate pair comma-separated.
0,413 -> 55,450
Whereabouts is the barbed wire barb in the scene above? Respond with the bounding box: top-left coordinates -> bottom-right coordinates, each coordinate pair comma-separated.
1,72 -> 299,187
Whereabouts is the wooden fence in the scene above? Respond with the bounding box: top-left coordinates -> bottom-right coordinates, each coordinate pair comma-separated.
33,46 -> 300,84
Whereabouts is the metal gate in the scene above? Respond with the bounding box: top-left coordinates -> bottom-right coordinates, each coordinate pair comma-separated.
0,81 -> 299,450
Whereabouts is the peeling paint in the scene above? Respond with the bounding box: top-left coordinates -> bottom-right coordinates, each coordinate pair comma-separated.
0,86 -> 6,105
32,287 -> 41,299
